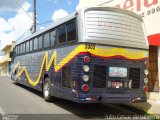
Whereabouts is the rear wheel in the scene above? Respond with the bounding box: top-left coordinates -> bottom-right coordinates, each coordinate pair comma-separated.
13,78 -> 18,85
12,74 -> 18,85
12,70 -> 18,84
43,78 -> 52,102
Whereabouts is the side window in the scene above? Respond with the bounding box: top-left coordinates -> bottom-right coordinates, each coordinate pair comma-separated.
21,44 -> 23,54
18,45 -> 20,55
50,30 -> 56,46
16,46 -> 19,55
67,21 -> 76,42
23,43 -> 26,53
44,32 -> 50,48
19,44 -> 22,54
26,41 -> 29,52
58,25 -> 66,44
34,37 -> 38,50
62,67 -> 72,88
15,47 -> 17,55
38,36 -> 43,49
30,40 -> 33,52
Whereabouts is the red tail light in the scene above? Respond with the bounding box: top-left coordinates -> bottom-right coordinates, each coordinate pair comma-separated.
143,86 -> 148,93
82,84 -> 89,92
84,56 -> 90,63
144,61 -> 149,68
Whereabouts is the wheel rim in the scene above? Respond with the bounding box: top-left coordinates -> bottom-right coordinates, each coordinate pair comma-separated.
44,83 -> 49,98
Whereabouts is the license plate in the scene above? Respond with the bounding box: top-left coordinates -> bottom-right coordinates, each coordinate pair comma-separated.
112,82 -> 123,88
109,67 -> 127,78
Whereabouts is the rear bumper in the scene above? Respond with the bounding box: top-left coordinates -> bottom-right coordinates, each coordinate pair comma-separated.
73,93 -> 147,103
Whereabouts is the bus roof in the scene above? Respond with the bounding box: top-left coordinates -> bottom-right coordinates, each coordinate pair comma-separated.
16,12 -> 77,45
84,7 -> 142,21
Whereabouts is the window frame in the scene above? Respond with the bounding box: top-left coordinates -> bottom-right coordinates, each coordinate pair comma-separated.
50,29 -> 57,47
29,39 -> 33,52
58,24 -> 67,44
14,18 -> 77,56
19,44 -> 22,55
38,35 -> 43,50
33,37 -> 38,51
66,20 -> 77,43
57,19 -> 77,46
23,43 -> 26,54
26,41 -> 30,53
43,32 -> 51,49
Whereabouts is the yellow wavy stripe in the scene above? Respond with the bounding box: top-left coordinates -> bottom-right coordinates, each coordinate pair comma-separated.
12,45 -> 148,86
89,47 -> 147,59
14,45 -> 86,86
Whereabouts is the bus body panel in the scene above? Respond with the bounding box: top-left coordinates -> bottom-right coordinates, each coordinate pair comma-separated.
11,7 -> 149,103
12,43 -> 148,103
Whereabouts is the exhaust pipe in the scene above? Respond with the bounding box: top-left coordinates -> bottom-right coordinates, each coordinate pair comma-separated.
97,96 -> 103,101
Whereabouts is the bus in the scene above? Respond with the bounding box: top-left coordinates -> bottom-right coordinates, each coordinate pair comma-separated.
10,7 -> 149,103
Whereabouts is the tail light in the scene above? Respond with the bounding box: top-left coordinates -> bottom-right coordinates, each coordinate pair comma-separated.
83,65 -> 90,72
144,78 -> 148,84
82,75 -> 89,82
84,56 -> 90,63
144,61 -> 149,68
143,86 -> 148,93
82,84 -> 89,92
144,69 -> 149,76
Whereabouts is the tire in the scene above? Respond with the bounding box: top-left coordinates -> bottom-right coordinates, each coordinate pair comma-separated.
11,73 -> 14,80
13,77 -> 18,85
12,74 -> 17,85
43,78 -> 52,102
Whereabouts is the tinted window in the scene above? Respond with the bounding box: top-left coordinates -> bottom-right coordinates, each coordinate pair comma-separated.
30,40 -> 33,52
44,33 -> 50,48
50,30 -> 56,46
58,25 -> 66,44
20,44 -> 22,54
21,44 -> 23,54
16,47 -> 18,55
26,41 -> 29,52
34,38 -> 38,50
18,47 -> 19,55
19,46 -> 20,54
67,21 -> 76,42
17,46 -> 19,55
38,36 -> 43,49
23,43 -> 26,53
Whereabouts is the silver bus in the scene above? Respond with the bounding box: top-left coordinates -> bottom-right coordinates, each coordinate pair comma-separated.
10,7 -> 149,103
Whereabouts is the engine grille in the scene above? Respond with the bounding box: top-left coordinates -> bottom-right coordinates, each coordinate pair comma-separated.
129,68 -> 140,89
93,66 -> 106,88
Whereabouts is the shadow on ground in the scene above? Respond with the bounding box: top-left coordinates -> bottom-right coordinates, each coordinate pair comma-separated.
15,82 -> 151,119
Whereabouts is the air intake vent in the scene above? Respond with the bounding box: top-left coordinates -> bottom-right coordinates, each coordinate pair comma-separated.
129,68 -> 140,88
93,66 -> 106,88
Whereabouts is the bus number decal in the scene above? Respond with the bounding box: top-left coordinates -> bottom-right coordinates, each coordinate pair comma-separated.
85,44 -> 95,50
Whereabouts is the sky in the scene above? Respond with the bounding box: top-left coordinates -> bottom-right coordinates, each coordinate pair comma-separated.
0,0 -> 79,51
